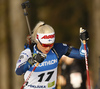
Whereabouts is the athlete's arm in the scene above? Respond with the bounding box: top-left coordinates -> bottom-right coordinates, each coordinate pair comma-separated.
68,42 -> 88,59
53,43 -> 88,60
15,48 -> 32,75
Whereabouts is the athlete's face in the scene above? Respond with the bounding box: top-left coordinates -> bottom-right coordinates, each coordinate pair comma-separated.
37,42 -> 54,54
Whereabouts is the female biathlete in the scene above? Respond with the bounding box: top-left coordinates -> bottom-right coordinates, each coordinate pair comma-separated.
15,21 -> 89,89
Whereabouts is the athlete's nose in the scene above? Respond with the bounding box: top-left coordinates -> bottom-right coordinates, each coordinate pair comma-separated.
46,47 -> 51,50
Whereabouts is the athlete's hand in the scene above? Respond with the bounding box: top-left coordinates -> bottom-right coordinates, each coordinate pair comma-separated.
80,28 -> 89,41
34,53 -> 47,63
28,57 -> 35,65
28,53 -> 46,65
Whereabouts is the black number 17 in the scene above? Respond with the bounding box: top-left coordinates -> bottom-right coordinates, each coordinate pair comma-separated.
38,71 -> 54,82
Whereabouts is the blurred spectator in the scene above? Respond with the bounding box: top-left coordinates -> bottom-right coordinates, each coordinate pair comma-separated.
57,55 -> 86,89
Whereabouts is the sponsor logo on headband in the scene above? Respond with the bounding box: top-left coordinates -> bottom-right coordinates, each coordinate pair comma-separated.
41,34 -> 55,39
36,33 -> 55,44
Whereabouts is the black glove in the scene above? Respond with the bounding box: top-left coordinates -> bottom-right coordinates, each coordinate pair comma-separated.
34,53 -> 46,63
80,30 -> 89,41
28,57 -> 36,65
28,53 -> 46,65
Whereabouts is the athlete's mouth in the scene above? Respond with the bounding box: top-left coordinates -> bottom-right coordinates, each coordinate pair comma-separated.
45,50 -> 49,53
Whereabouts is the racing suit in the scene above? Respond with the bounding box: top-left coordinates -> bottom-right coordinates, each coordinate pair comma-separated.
15,42 -> 88,89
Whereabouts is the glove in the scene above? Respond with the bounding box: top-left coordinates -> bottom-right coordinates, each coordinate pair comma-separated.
34,53 -> 47,63
28,57 -> 36,65
80,28 -> 89,41
28,53 -> 47,65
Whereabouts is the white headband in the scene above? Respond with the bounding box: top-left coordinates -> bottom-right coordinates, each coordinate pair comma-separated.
36,32 -> 55,44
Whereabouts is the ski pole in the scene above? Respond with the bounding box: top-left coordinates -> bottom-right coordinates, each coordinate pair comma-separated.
80,27 -> 91,89
21,1 -> 33,45
83,40 -> 91,89
20,62 -> 39,89
21,1 -> 31,35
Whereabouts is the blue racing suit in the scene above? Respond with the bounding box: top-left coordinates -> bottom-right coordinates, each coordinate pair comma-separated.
15,42 -> 88,89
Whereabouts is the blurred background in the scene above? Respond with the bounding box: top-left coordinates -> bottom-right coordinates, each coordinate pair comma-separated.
0,0 -> 100,89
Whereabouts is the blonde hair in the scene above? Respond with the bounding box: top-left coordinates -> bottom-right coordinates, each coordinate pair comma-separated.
31,21 -> 55,43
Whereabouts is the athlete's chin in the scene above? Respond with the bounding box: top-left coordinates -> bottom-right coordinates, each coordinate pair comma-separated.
44,51 -> 49,54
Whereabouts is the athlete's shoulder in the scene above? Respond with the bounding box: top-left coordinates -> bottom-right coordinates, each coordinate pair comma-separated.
21,48 -> 31,53
53,43 -> 69,59
21,48 -> 32,58
53,43 -> 68,48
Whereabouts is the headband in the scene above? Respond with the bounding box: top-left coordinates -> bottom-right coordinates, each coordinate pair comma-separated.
36,32 -> 55,44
